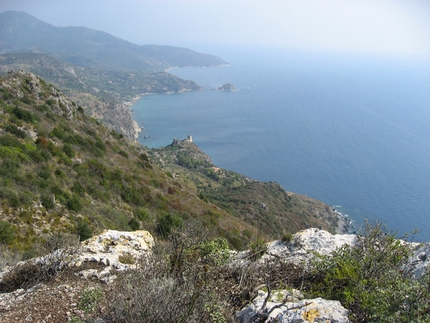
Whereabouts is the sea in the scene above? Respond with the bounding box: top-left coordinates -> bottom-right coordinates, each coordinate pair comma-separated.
132,47 -> 430,241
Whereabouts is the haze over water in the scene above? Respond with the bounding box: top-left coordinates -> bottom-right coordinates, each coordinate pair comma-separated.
133,49 -> 430,241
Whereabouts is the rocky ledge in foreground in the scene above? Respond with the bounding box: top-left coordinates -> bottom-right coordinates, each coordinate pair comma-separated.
1,228 -> 428,322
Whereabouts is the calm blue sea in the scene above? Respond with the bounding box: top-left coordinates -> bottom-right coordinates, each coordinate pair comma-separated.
132,48 -> 430,241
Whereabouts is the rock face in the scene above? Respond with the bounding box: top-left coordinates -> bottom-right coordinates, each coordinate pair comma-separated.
235,290 -> 349,323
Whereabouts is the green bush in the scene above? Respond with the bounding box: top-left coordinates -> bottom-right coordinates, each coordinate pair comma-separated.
76,221 -> 92,241
135,208 -> 149,221
0,134 -> 24,149
4,124 -> 26,138
66,196 -> 83,212
78,287 -> 104,314
12,106 -> 33,122
0,220 -> 15,244
199,237 -> 230,266
128,217 -> 140,231
308,221 -> 430,322
248,237 -> 268,261
41,192 -> 55,210
156,213 -> 183,237
63,143 -> 75,158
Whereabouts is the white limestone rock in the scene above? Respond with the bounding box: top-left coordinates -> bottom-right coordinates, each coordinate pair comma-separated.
233,228 -> 357,266
76,229 -> 154,272
235,290 -> 349,323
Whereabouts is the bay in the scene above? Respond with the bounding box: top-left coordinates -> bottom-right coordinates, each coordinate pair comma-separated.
132,48 -> 430,240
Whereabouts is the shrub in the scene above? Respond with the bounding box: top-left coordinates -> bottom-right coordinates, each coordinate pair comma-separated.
0,134 -> 24,149
0,232 -> 80,292
128,217 -> 140,231
156,213 -> 182,237
199,237 -> 230,266
135,207 -> 149,221
139,152 -> 149,161
63,143 -> 75,158
248,237 -> 268,261
41,192 -> 55,210
101,226 -> 224,323
12,106 -> 33,122
0,220 -> 15,244
78,287 -> 104,314
76,221 -> 92,241
282,233 -> 293,242
0,244 -> 22,270
308,221 -> 430,322
118,252 -> 135,265
66,196 -> 83,212
4,124 -> 26,138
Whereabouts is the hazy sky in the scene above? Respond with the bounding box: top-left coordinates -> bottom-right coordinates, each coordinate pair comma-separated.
1,0 -> 429,57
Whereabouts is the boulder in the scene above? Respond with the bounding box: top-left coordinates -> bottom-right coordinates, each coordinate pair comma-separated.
235,290 -> 349,323
72,230 -> 154,280
233,228 -> 357,265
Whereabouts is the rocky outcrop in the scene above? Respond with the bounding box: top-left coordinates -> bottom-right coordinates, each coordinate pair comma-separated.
404,242 -> 430,279
0,70 -> 77,121
233,228 -> 357,266
73,230 -> 154,283
2,227 -> 427,322
235,290 -> 349,323
0,230 -> 154,320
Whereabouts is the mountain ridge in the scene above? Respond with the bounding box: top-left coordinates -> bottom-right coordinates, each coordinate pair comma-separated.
0,11 -> 228,72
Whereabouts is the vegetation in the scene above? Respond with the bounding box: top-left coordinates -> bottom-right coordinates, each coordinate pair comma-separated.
0,71 -> 335,255
307,221 -> 430,322
149,139 -> 340,242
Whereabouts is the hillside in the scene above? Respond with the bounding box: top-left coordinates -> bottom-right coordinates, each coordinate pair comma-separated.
0,11 -> 228,72
0,52 -> 202,140
149,139 -> 340,247
0,71 -> 340,253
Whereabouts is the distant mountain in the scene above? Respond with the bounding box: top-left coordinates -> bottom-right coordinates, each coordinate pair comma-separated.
0,11 -> 228,71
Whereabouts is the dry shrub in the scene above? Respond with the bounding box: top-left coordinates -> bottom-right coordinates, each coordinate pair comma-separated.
100,220 -> 308,322
0,232 -> 80,293
101,253 -> 222,323
0,244 -> 23,271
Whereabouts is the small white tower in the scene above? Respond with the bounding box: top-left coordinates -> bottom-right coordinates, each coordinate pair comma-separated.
187,135 -> 193,143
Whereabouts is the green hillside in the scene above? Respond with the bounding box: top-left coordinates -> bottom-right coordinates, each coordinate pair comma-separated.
0,71 -> 339,254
